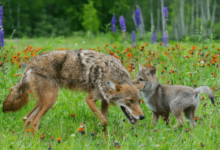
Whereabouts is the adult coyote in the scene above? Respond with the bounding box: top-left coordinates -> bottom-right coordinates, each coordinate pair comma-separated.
3,50 -> 145,136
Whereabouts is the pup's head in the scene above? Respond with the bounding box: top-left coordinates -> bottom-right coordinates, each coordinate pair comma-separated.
133,63 -> 159,89
106,79 -> 145,124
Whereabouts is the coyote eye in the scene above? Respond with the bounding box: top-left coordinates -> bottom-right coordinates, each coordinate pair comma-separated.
129,99 -> 134,103
139,78 -> 144,81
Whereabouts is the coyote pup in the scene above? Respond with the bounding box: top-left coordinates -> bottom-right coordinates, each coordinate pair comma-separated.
134,64 -> 214,129
3,50 -> 145,136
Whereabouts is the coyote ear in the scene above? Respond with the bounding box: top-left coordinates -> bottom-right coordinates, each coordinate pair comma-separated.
106,79 -> 121,91
148,66 -> 156,77
138,63 -> 145,71
134,83 -> 145,91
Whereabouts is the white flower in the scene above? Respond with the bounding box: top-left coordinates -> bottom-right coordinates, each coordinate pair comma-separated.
200,61 -> 204,64
82,41 -> 86,43
71,134 -> 75,137
75,44 -> 78,46
156,144 -> 160,148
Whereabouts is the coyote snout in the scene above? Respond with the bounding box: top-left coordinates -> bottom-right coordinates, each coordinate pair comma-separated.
106,80 -> 145,124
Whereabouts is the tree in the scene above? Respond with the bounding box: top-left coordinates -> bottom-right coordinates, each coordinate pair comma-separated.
82,0 -> 100,33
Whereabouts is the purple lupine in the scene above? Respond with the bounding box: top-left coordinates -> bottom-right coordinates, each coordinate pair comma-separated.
119,16 -> 126,32
162,31 -> 168,47
111,14 -> 116,33
134,7 -> 141,27
0,3 -> 4,47
131,31 -> 136,46
163,7 -> 168,18
151,29 -> 157,44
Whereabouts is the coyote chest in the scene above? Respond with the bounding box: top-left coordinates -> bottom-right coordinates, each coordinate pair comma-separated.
141,91 -> 157,112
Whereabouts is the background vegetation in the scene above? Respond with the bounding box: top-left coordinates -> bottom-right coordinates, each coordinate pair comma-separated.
2,0 -> 220,40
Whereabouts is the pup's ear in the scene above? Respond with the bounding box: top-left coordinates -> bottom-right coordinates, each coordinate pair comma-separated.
148,66 -> 156,77
138,62 -> 146,71
106,79 -> 121,92
134,83 -> 145,92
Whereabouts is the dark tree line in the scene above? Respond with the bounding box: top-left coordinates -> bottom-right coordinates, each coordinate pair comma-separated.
2,0 -> 220,39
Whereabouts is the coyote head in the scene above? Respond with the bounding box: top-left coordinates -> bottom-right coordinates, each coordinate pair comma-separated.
133,63 -> 159,89
106,79 -> 145,124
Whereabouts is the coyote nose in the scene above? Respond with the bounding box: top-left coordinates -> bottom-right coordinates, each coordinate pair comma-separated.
139,115 -> 145,120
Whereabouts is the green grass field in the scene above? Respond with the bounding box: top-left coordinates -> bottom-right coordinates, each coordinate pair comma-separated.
0,36 -> 220,150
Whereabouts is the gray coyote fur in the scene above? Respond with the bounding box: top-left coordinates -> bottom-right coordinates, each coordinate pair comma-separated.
3,50 -> 145,136
134,63 -> 214,129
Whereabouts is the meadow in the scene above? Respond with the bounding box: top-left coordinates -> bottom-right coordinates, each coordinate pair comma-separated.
0,35 -> 219,150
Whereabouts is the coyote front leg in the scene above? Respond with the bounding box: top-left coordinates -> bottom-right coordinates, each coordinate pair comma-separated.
101,100 -> 109,133
85,93 -> 108,134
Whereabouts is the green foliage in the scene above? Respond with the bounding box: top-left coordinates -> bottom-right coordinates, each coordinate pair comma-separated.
81,1 -> 100,33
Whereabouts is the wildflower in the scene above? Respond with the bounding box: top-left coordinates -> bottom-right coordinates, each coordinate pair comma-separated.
77,123 -> 85,135
71,113 -> 75,117
48,144 -> 52,150
51,136 -> 54,141
131,31 -> 136,46
119,16 -> 126,32
57,138 -> 61,143
163,7 -> 168,18
154,129 -> 158,132
114,141 -> 120,149
0,3 -> 4,47
27,129 -> 31,133
151,29 -> 157,44
162,31 -> 168,47
200,143 -> 204,147
41,133 -> 45,140
111,14 -> 117,33
185,129 -> 190,132
135,133 -> 138,137
134,7 -> 141,27
127,52 -> 132,57
192,45 -> 196,50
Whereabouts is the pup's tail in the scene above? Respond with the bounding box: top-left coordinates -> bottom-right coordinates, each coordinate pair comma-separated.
194,86 -> 215,105
3,74 -> 29,113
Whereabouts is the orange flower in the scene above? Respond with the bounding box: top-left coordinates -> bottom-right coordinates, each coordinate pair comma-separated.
113,46 -> 117,48
41,133 -> 45,139
59,47 -> 63,50
57,138 -> 61,143
167,80 -> 170,84
14,74 -> 18,77
71,113 -> 75,117
192,45 -> 196,50
27,129 -> 31,132
127,52 -> 132,57
204,46 -> 208,49
145,43 -> 148,46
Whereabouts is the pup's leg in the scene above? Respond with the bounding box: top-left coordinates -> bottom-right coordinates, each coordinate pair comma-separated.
171,108 -> 184,129
161,112 -> 170,125
184,106 -> 196,127
151,111 -> 160,125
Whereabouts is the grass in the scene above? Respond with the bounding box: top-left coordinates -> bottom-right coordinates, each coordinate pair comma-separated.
0,35 -> 220,150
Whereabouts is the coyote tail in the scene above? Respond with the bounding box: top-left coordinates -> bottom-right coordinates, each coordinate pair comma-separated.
3,75 -> 29,113
194,86 -> 215,105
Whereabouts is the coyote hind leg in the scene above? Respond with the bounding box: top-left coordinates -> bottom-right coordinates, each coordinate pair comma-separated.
23,102 -> 39,130
28,76 -> 59,136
